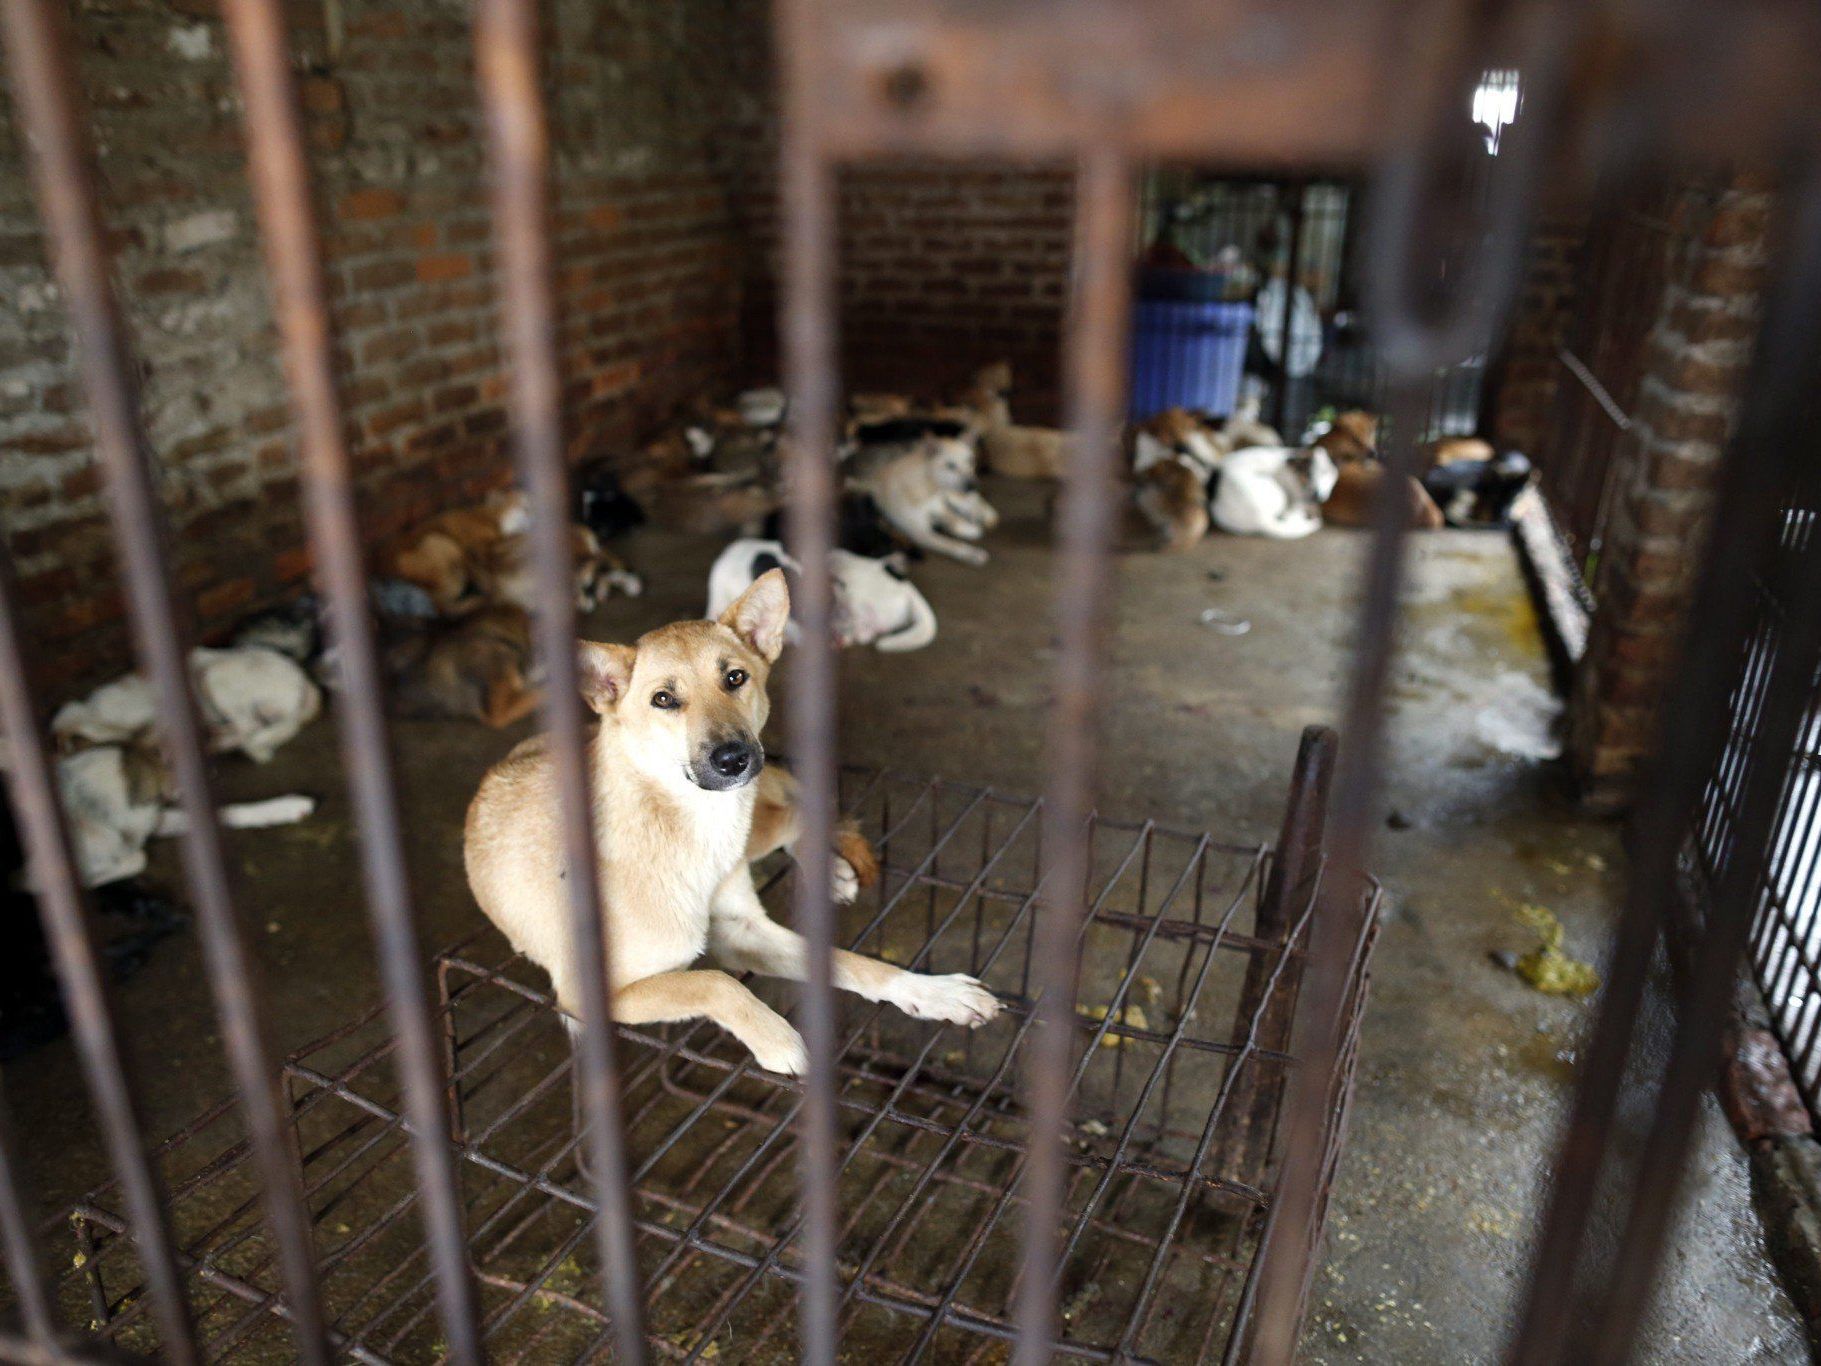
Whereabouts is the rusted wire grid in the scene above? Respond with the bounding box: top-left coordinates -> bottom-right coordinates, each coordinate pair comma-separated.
329,868 -> 1298,1358
472,0 -> 646,1359
671,818 -> 1251,1362
0,0 -> 332,1358
313,781 -> 1028,1355
330,826 -> 862,1352
41,772 -> 1338,1361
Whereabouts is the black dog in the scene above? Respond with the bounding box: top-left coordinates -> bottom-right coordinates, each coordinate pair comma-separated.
848,416 -> 972,448
1422,450 -> 1534,528
761,491 -> 913,561
576,462 -> 647,541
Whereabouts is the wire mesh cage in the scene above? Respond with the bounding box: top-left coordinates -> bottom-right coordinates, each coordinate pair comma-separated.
37,761 -> 1379,1363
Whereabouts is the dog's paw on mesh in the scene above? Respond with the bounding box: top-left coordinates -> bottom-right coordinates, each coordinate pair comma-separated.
746,1019 -> 809,1076
891,973 -> 1001,1028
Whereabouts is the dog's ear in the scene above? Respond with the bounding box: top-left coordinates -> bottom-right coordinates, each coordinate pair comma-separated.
576,641 -> 636,714
718,567 -> 790,661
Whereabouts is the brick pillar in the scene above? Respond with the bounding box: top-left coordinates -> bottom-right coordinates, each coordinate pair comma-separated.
1566,173 -> 1773,812
1491,217 -> 1585,456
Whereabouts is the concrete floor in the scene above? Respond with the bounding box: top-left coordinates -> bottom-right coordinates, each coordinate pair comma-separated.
7,478 -> 1807,1360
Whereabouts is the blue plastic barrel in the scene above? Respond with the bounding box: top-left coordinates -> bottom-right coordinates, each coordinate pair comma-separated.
1127,287 -> 1254,422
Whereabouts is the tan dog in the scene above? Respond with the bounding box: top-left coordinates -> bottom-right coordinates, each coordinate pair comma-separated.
1314,410 -> 1381,465
463,570 -> 1000,1075
1322,462 -> 1445,530
392,510 -> 503,615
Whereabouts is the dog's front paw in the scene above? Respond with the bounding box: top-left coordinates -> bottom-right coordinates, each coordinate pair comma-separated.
892,973 -> 1001,1028
744,1018 -> 809,1076
830,855 -> 860,905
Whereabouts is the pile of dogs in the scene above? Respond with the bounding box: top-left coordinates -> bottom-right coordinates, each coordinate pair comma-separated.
1130,389 -> 1534,550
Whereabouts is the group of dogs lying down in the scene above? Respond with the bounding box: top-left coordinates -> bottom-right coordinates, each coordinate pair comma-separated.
1131,400 -> 1533,549
33,360 -> 1524,916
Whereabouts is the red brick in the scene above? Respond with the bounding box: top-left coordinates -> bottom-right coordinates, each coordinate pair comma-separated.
339,187 -> 407,222
416,253 -> 474,284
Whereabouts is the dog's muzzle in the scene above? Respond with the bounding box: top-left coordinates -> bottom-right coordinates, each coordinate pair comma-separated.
692,737 -> 764,791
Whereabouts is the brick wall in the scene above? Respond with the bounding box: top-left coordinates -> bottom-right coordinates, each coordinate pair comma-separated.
1490,218 -> 1584,456
836,163 -> 1073,420
735,159 -> 1077,424
0,0 -> 762,698
1565,172 -> 1773,811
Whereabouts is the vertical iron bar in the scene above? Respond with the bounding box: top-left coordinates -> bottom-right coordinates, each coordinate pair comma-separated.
0,556 -> 194,1360
217,1 -> 484,1358
1013,143 -> 1133,1366
1211,725 -> 1336,1188
1513,159 -> 1821,1364
773,0 -> 839,1356
1274,181 -> 1306,435
473,2 -> 648,1360
0,1077 -> 56,1348
0,1 -> 329,1358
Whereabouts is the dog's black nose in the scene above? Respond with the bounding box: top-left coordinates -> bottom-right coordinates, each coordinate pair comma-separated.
709,741 -> 753,779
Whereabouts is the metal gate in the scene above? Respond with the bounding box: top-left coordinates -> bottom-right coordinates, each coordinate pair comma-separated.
1136,171 -> 1488,441
1,0 -> 1820,1362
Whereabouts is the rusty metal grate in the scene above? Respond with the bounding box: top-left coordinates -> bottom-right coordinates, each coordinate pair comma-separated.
38,767 -> 1378,1363
2,0 -> 1821,1360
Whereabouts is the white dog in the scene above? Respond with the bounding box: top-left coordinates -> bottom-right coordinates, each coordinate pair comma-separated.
845,436 -> 999,565
53,645 -> 322,764
53,745 -> 314,887
706,539 -> 937,652
1209,445 -> 1338,540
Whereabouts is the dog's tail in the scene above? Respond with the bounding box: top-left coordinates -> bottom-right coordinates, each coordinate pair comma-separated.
834,819 -> 880,889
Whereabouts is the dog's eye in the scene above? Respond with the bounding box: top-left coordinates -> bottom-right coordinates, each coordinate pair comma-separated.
651,690 -> 679,710
724,668 -> 748,690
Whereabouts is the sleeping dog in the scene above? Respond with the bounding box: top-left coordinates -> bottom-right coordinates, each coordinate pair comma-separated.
706,539 -> 937,652
845,435 -> 999,565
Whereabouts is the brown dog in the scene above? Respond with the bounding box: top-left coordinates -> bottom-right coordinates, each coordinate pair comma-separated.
392,511 -> 501,616
385,604 -> 543,728
1322,462 -> 1445,530
1315,410 -> 1381,465
463,570 -> 999,1074
1134,458 -> 1211,551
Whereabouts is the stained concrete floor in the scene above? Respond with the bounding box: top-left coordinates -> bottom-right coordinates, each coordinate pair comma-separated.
6,477 -> 1808,1360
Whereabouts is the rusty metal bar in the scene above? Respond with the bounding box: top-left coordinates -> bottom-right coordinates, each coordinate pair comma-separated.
473,1 -> 647,1359
1511,156 -> 1821,1366
0,1 -> 329,1358
216,0 -> 484,1358
1212,725 -> 1336,1189
1014,142 -> 1133,1365
1273,181 -> 1306,435
773,0 -> 841,1356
